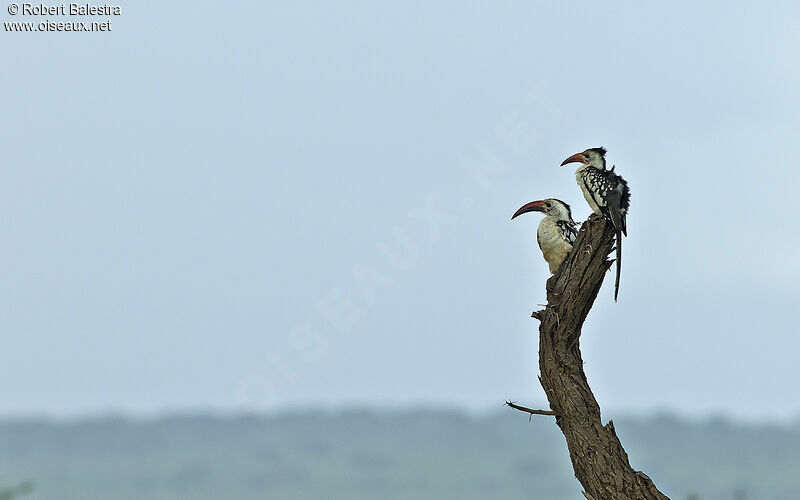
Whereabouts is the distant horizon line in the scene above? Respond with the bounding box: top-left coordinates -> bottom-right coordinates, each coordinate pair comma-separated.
2,404 -> 799,428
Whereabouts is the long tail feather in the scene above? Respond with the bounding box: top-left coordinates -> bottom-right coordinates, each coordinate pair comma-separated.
614,229 -> 622,301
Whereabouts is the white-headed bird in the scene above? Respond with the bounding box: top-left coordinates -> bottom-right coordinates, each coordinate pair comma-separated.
512,198 -> 578,274
560,147 -> 630,300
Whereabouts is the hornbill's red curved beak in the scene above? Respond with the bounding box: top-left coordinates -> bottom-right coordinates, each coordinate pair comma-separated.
511,200 -> 546,220
560,152 -> 587,166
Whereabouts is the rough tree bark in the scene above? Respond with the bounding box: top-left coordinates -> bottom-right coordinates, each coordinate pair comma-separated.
511,214 -> 670,500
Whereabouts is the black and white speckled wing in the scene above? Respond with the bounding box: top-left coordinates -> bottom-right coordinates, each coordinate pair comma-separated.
579,167 -> 630,235
556,220 -> 578,245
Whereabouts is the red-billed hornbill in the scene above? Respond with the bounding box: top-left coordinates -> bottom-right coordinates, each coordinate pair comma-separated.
512,198 -> 578,274
560,147 -> 630,301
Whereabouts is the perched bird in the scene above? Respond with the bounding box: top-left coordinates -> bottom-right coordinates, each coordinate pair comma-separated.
512,198 -> 578,273
560,147 -> 630,300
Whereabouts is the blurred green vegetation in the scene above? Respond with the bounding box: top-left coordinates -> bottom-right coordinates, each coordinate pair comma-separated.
0,410 -> 797,500
0,480 -> 34,500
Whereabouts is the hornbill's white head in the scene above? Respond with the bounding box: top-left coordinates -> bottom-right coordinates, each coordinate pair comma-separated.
511,198 -> 574,222
560,147 -> 607,170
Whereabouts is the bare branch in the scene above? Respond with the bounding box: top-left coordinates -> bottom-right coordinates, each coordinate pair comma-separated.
505,401 -> 557,417
531,214 -> 669,499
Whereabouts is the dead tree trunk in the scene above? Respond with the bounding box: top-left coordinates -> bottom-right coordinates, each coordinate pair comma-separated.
513,214 -> 670,500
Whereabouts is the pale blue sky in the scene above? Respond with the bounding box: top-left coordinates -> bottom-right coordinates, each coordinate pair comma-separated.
2,1 -> 798,422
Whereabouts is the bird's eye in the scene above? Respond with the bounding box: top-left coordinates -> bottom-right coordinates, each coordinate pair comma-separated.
545,203 -> 551,208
